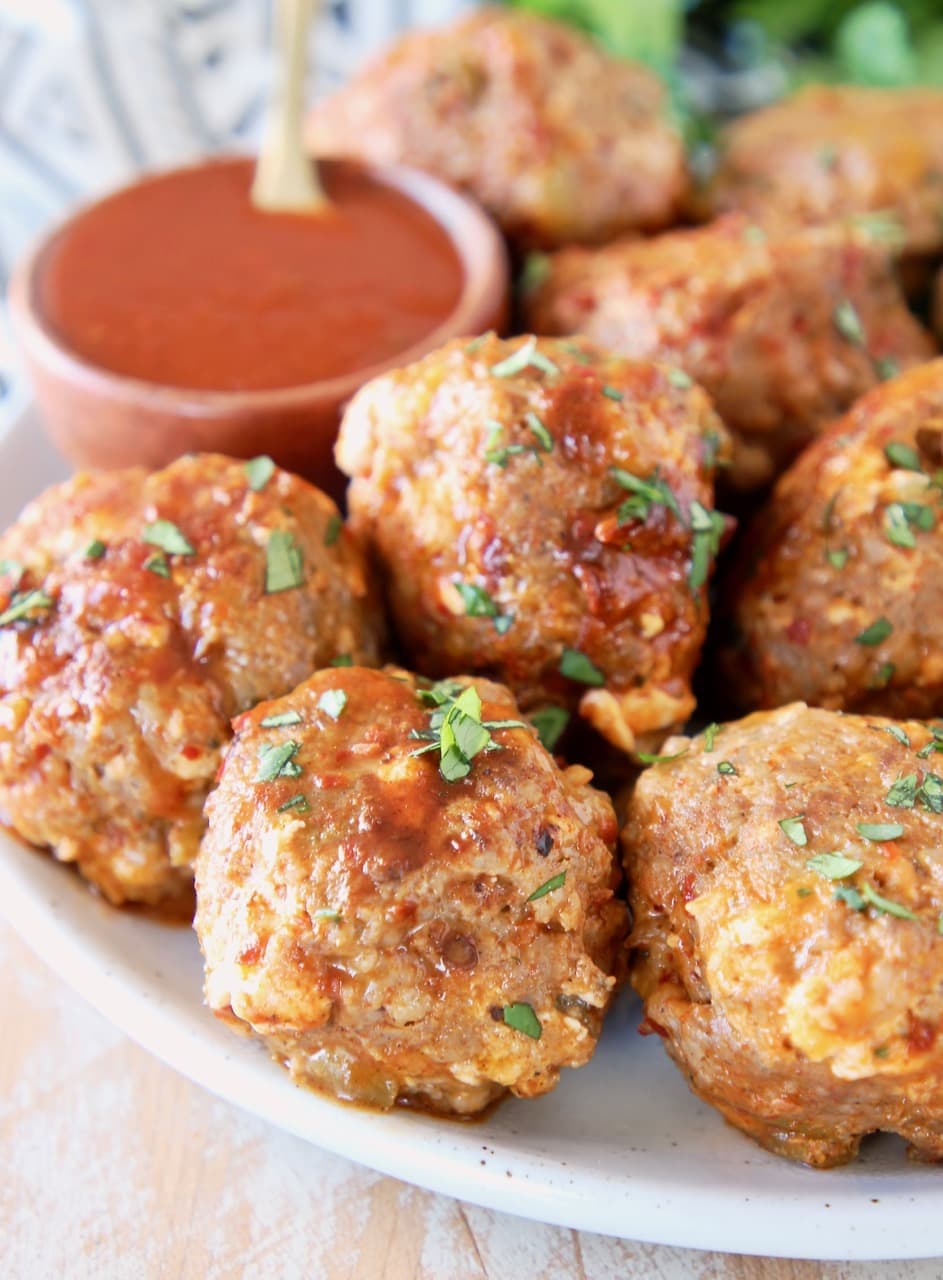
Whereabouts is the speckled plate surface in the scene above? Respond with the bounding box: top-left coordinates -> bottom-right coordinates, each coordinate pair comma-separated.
1,404 -> 941,1262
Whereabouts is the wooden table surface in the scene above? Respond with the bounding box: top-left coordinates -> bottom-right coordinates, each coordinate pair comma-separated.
2,918 -> 939,1280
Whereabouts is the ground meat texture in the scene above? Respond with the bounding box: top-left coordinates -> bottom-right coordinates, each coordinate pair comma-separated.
624,703 -> 943,1168
701,85 -> 943,260
720,359 -> 943,717
524,215 -> 935,492
0,455 -> 384,907
195,666 -> 627,1115
306,6 -> 686,250
335,334 -> 729,758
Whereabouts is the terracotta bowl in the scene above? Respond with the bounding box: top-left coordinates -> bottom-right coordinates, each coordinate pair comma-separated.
9,157 -> 510,504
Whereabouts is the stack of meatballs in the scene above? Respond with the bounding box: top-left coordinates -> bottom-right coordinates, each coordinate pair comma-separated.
4,5 -> 943,1167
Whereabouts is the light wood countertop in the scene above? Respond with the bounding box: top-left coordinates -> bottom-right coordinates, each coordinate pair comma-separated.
2,919 -> 939,1280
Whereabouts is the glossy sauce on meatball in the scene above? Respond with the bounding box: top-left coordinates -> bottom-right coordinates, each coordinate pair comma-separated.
195,667 -> 627,1115
336,333 -> 729,758
624,704 -> 943,1167
0,454 -> 384,906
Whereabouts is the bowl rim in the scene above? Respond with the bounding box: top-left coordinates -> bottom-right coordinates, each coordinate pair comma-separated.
8,153 -> 509,414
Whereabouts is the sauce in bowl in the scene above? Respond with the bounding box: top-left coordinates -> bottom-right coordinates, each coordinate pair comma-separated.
36,157 -> 464,392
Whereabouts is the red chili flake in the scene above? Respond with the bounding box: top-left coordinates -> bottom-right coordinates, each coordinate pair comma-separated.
786,617 -> 812,646
638,1016 -> 668,1038
182,744 -> 202,761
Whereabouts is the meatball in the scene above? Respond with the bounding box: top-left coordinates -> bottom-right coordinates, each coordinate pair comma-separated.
307,6 -> 686,249
195,666 -> 627,1114
702,85 -> 943,260
624,703 -> 943,1168
525,215 -> 935,492
335,333 -> 729,757
721,359 -> 943,716
0,455 -> 384,907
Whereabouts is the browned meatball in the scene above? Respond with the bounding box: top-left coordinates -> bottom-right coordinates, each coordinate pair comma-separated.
195,666 -> 627,1114
721,359 -> 943,716
335,334 -> 729,758
307,6 -> 686,249
702,85 -> 943,260
0,455 -> 384,907
525,215 -> 935,491
624,704 -> 943,1168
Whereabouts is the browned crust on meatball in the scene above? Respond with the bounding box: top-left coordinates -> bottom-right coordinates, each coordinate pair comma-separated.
525,215 -> 935,491
195,666 -> 628,1115
721,359 -> 943,716
335,333 -> 729,758
623,704 -> 943,1167
307,6 -> 687,249
701,85 -> 943,258
0,454 -> 384,906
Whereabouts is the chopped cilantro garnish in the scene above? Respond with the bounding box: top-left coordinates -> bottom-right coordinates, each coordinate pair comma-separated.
331,654 -> 353,667
884,441 -> 922,472
502,1002 -> 542,1039
484,421 -> 534,469
918,774 -> 943,813
717,761 -> 738,776
885,502 -> 934,548
526,412 -> 553,453
311,907 -> 342,922
454,580 -> 513,634
826,547 -> 849,569
703,723 -> 721,752
410,682 -> 525,783
530,706 -> 569,752
807,852 -> 862,880
833,299 -> 866,346
84,540 -> 106,561
0,588 -> 53,627
317,689 -> 347,720
779,815 -> 808,846
324,514 -> 342,547
260,710 -> 303,728
834,884 -> 866,911
875,724 -> 910,746
144,553 -> 170,579
638,748 -> 689,765
527,871 -> 566,902
860,883 -> 917,920
277,793 -> 310,814
601,385 -> 624,402
870,662 -> 895,689
688,501 -> 725,592
255,740 -> 302,782
856,617 -> 893,646
857,821 -> 904,841
245,455 -> 276,492
885,773 -> 918,808
874,356 -> 899,382
610,466 -> 681,525
143,519 -> 195,557
490,337 -> 558,379
519,252 -> 550,293
265,529 -> 304,594
666,368 -> 693,389
559,647 -> 605,686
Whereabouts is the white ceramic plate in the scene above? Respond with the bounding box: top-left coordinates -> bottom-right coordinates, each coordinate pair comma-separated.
1,403 -> 941,1262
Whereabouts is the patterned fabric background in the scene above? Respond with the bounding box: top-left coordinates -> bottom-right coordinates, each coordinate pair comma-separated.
0,0 -> 472,425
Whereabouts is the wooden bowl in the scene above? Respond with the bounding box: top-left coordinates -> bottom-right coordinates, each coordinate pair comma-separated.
9,157 -> 510,503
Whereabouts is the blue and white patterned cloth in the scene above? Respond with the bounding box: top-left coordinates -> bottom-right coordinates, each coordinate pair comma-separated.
0,0 -> 472,431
